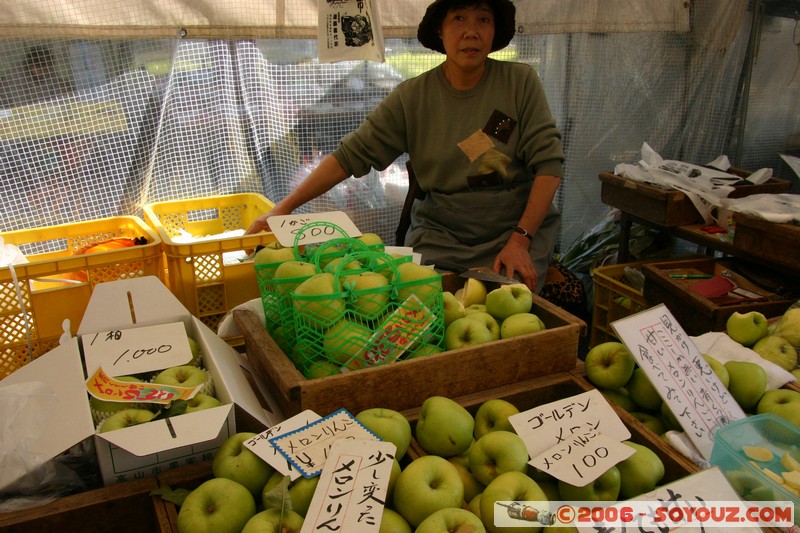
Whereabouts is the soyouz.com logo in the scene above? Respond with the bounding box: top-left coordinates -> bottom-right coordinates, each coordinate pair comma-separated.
494,501 -> 795,528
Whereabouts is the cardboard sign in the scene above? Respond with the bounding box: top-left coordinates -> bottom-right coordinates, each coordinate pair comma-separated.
245,409 -> 322,480
268,211 -> 362,248
301,439 -> 396,533
269,408 -> 379,478
81,322 -> 193,377
510,389 -> 633,485
611,304 -> 745,460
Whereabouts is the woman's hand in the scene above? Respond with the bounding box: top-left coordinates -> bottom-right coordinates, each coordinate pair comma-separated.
492,232 -> 537,292
244,203 -> 294,235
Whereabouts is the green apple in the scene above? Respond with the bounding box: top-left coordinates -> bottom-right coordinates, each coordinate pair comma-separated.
468,493 -> 482,521
379,507 -> 412,533
703,354 -> 730,388
177,477 -> 257,533
212,432 -> 275,497
726,311 -> 769,347
627,367 -> 662,411
752,335 -> 798,371
152,365 -> 210,390
415,395 -> 475,457
323,318 -> 372,365
599,387 -> 636,412
97,408 -> 156,433
474,398 -> 520,439
415,507 -> 487,533
630,411 -> 665,435
456,278 -> 488,307
792,368 -> 800,381
261,471 -> 291,510
442,291 -> 466,327
293,272 -> 346,326
448,455 -> 485,503
558,465 -> 621,501
756,388 -> 800,427
484,283 -> 533,321
356,232 -> 385,250
392,455 -> 465,528
444,316 -> 495,351
274,260 -> 318,297
323,256 -> 362,274
407,343 -> 444,359
465,311 -> 500,341
187,337 -> 203,366
479,471 -> 547,533
465,304 -> 487,315
185,393 -> 222,413
288,475 -> 319,517
584,341 -> 636,390
254,242 -> 296,266
725,360 -> 768,410
356,407 -> 412,460
772,307 -> 800,348
387,458 -> 402,503
468,430 -> 529,486
394,262 -> 441,305
341,271 -> 391,318
304,359 -> 341,379
242,508 -> 304,533
616,441 -> 665,499
500,312 -> 546,339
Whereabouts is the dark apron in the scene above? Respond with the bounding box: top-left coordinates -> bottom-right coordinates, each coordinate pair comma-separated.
404,180 -> 561,293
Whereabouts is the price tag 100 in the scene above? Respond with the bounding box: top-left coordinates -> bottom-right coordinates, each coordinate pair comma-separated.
82,322 -> 193,377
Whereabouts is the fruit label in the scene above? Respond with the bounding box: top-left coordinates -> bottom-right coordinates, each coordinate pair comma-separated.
245,409 -> 322,481
302,439 -> 396,533
342,294 -> 435,370
268,408 -> 380,478
269,212 -> 362,247
81,322 -> 194,377
86,366 -> 202,405
611,303 -> 746,460
510,389 -> 635,486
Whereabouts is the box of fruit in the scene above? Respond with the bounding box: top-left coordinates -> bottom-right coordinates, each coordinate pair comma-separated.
0,276 -> 283,488
236,272 -> 585,418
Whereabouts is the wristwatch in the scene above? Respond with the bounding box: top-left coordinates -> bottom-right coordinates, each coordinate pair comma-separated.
512,226 -> 532,240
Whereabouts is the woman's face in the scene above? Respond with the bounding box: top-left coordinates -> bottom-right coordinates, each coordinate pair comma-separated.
439,3 -> 496,71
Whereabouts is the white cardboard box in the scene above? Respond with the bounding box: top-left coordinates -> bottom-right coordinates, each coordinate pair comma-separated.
0,276 -> 284,487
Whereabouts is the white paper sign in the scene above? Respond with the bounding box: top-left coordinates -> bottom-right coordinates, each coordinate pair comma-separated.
611,304 -> 746,461
301,439 -> 396,533
244,409 -> 322,481
510,389 -> 631,459
529,430 -> 635,486
269,408 -> 379,478
81,322 -> 193,377
317,0 -> 385,63
269,211 -> 362,248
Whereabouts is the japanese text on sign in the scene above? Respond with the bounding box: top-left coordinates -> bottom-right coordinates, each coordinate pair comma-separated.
269,408 -> 379,478
302,439 -> 396,533
86,366 -> 200,405
611,304 -> 745,460
269,211 -> 361,247
245,410 -> 322,480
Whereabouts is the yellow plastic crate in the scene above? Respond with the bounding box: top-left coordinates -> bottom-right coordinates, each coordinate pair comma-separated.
589,261 -> 651,348
1,216 -> 164,378
142,193 -> 277,337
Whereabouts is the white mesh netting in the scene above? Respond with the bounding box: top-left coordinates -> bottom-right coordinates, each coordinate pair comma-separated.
1,1 -> 798,253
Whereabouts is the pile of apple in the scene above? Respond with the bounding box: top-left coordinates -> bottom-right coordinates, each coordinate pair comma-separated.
253,233 -> 449,378
175,395 -> 668,533
442,279 -> 547,351
92,337 -> 223,433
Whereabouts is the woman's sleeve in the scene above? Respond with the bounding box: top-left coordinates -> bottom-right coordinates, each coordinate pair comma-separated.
515,67 -> 565,178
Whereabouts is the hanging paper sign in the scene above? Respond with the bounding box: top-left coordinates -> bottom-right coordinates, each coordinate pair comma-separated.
301,439 -> 396,533
611,303 -> 746,461
318,0 -> 385,63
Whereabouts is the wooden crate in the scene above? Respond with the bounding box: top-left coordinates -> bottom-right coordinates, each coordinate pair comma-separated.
641,257 -> 797,336
400,371 -> 698,485
0,476 -> 161,533
236,285 -> 585,417
733,213 -> 800,272
599,170 -> 791,227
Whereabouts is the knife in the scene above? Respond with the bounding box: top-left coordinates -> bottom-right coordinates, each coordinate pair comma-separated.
460,267 -> 519,285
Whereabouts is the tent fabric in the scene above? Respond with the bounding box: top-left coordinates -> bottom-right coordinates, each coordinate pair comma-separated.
0,0 -> 690,40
